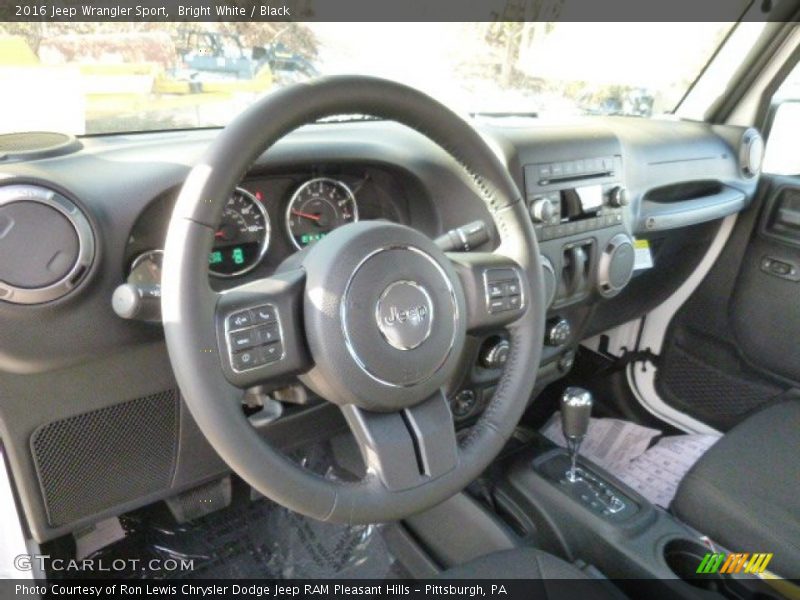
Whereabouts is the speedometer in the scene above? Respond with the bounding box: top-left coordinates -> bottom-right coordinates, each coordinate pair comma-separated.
209,187 -> 271,277
285,178 -> 358,250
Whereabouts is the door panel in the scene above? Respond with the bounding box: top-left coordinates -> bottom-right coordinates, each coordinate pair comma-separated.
656,176 -> 797,431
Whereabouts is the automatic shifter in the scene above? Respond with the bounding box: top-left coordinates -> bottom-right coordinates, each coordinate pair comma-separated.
561,386 -> 593,482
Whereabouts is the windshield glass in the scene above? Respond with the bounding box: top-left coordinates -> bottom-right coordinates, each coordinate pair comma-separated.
0,22 -> 737,135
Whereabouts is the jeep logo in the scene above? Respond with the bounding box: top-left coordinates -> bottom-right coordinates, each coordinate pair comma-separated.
376,281 -> 434,350
383,304 -> 429,325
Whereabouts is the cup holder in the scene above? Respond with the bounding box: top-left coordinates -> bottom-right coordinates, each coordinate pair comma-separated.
663,539 -> 726,592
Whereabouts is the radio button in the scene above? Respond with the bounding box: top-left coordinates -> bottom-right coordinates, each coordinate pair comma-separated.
530,197 -> 557,223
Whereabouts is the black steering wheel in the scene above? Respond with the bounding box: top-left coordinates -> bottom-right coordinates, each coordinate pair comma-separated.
162,76 -> 545,523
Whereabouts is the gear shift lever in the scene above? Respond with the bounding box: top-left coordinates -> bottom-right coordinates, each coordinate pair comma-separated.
561,387 -> 593,482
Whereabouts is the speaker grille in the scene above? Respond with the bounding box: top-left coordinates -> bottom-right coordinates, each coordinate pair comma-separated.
0,132 -> 81,161
31,390 -> 179,527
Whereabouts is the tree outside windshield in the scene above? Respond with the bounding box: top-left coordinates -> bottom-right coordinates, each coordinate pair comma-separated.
0,22 -> 734,135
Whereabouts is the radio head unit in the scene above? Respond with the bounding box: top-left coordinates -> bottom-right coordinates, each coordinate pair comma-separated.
524,156 -> 626,241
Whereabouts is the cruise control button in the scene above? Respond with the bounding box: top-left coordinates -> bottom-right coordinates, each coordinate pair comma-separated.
229,329 -> 259,351
505,280 -> 520,295
228,310 -> 253,330
262,341 -> 283,363
232,348 -> 261,371
488,297 -> 508,313
256,324 -> 280,344
252,304 -> 277,324
487,282 -> 505,298
508,295 -> 522,310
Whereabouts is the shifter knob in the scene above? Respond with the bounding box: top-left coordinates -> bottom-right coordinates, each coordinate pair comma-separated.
561,387 -> 593,483
561,387 -> 593,440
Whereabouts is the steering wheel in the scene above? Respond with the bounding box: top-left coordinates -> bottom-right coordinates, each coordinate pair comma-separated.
162,76 -> 545,523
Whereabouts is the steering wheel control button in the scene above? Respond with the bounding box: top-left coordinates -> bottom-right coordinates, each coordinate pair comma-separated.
229,329 -> 259,351
484,268 -> 524,314
256,324 -> 280,344
375,280 -> 434,351
232,348 -> 261,370
262,341 -> 283,363
224,303 -> 284,372
487,282 -> 505,298
228,310 -> 253,330
252,305 -> 277,324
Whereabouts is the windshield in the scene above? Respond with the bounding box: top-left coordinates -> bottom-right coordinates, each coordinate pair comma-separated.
0,22 -> 738,135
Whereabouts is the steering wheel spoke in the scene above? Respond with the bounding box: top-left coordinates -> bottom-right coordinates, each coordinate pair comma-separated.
342,389 -> 458,492
447,251 -> 529,332
214,268 -> 311,388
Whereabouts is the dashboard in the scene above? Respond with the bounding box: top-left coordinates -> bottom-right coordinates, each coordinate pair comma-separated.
0,115 -> 761,544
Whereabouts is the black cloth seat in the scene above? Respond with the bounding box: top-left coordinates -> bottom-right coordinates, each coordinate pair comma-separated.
671,400 -> 800,578
437,547 -> 625,598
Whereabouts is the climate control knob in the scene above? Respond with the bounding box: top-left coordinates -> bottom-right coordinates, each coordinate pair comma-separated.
597,233 -> 635,298
608,186 -> 629,207
530,197 -> 557,223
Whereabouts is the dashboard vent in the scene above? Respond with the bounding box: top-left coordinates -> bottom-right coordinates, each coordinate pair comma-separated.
739,128 -> 764,179
0,184 -> 95,304
0,132 -> 81,162
30,390 -> 179,527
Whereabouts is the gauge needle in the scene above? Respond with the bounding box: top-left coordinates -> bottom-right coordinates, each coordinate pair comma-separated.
214,231 -> 226,239
291,209 -> 321,221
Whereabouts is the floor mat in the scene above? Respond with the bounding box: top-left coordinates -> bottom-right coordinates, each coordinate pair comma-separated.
51,441 -> 410,580
55,498 -> 408,580
541,413 -> 720,508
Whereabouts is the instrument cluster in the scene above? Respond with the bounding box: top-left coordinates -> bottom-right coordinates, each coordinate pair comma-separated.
123,168 -> 411,290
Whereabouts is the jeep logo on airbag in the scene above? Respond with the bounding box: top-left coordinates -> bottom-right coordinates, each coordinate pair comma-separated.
376,281 -> 434,350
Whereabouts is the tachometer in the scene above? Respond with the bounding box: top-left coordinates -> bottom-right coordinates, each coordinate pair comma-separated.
285,178 -> 358,250
209,187 -> 271,277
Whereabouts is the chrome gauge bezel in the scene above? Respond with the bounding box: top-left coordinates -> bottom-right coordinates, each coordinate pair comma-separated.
210,186 -> 272,278
285,177 -> 359,251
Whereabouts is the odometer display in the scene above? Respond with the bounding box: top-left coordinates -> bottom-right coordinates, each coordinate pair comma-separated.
286,178 -> 358,250
209,188 -> 271,277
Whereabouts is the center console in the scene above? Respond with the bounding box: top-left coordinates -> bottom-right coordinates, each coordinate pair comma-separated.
525,155 -> 636,388
492,389 -> 783,600
525,155 -> 634,304
448,152 -> 638,426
